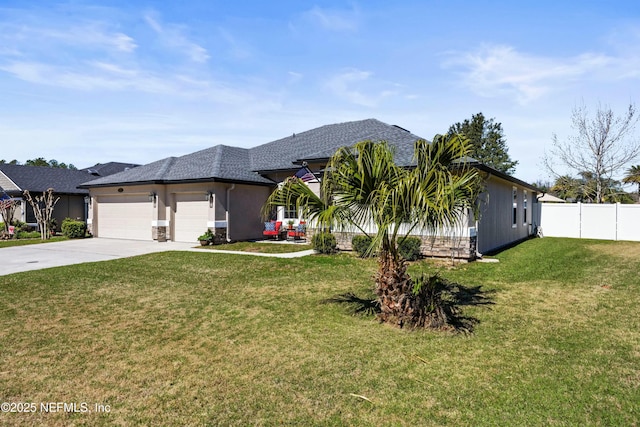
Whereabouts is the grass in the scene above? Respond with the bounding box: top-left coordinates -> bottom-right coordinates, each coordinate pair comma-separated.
0,237 -> 638,425
0,236 -> 67,248
198,240 -> 313,253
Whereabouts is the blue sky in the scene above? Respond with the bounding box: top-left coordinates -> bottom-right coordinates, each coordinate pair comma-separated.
1,1 -> 639,183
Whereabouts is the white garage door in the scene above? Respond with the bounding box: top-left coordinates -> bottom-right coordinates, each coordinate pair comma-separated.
173,193 -> 210,242
97,194 -> 152,240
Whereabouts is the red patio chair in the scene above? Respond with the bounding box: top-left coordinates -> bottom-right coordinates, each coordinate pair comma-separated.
263,221 -> 282,239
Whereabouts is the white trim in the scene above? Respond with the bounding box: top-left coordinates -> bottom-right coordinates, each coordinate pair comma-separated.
0,170 -> 21,192
87,218 -> 93,225
512,186 -> 518,228
523,190 -> 528,226
152,220 -> 169,227
208,221 -> 227,228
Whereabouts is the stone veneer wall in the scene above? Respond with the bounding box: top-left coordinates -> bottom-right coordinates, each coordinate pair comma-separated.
307,229 -> 477,261
152,226 -> 167,242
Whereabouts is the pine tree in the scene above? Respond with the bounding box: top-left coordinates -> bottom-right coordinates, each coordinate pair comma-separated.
448,113 -> 518,175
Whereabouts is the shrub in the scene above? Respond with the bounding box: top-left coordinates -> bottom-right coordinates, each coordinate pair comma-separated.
399,236 -> 422,261
312,232 -> 338,254
61,218 -> 86,238
16,231 -> 41,239
197,229 -> 215,244
13,221 -> 30,232
352,235 -> 374,258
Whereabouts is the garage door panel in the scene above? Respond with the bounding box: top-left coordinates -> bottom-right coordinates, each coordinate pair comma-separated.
174,193 -> 210,243
98,195 -> 152,240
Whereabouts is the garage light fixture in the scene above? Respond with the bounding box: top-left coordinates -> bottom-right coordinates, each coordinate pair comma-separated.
148,192 -> 157,206
206,191 -> 213,207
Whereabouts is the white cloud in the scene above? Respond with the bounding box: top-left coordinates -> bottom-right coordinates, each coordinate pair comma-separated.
299,5 -> 360,32
218,28 -> 251,60
444,45 -> 615,104
287,71 -> 303,84
143,12 -> 210,63
324,69 -> 400,107
0,20 -> 137,54
111,33 -> 137,53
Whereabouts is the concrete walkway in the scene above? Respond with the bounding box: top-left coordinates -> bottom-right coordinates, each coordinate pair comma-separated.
0,238 -> 314,277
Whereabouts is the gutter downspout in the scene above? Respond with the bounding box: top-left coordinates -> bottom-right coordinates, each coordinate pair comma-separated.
226,184 -> 235,242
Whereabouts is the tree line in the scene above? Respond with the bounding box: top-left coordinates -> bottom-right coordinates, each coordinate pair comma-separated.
0,158 -> 77,170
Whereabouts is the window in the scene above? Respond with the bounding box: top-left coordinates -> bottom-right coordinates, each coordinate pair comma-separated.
523,190 -> 528,225
283,206 -> 298,219
512,187 -> 517,228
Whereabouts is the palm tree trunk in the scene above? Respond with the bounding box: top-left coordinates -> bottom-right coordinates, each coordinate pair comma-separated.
375,252 -> 414,328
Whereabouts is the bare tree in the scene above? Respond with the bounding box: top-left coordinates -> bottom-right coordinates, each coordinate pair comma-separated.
23,189 -> 59,239
0,198 -> 19,232
544,102 -> 640,203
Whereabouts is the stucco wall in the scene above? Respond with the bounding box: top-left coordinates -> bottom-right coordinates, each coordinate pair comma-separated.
227,183 -> 273,241
89,182 -> 273,242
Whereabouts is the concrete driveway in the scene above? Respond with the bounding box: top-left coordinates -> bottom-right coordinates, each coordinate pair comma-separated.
0,238 -> 197,277
0,238 -> 315,277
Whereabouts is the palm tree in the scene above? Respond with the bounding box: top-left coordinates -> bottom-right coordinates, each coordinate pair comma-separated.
622,165 -> 640,201
263,134 -> 480,328
551,175 -> 582,202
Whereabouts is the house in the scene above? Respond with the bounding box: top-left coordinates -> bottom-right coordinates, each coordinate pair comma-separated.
80,119 -> 541,258
81,162 -> 140,177
0,163 -> 140,230
537,193 -> 566,203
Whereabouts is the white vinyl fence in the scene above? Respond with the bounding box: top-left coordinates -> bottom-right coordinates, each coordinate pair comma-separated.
540,203 -> 640,241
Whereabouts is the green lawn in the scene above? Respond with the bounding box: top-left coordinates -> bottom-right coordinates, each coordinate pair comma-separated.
0,236 -> 67,248
198,240 -> 313,253
0,238 -> 638,425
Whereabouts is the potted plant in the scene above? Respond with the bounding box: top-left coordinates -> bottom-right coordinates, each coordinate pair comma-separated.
197,229 -> 214,246
287,220 -> 295,230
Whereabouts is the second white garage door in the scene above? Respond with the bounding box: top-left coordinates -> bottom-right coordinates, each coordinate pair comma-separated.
97,194 -> 152,240
173,193 -> 210,242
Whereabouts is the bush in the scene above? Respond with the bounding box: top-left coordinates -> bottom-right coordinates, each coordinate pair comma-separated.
352,235 -> 374,258
13,221 -> 31,232
312,232 -> 338,254
16,231 -> 41,239
61,218 -> 86,238
197,229 -> 215,244
399,236 -> 422,261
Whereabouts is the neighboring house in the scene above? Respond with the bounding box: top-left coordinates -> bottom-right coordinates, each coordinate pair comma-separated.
0,163 -> 140,230
537,193 -> 566,203
81,162 -> 140,177
81,119 -> 541,259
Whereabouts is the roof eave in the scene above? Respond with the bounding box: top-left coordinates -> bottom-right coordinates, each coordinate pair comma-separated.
80,176 -> 276,189
468,162 -> 542,192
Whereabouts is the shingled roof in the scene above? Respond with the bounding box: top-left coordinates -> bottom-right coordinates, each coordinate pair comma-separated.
81,162 -> 140,176
0,164 -> 91,195
249,119 -> 422,172
81,119 -> 426,188
81,145 -> 273,188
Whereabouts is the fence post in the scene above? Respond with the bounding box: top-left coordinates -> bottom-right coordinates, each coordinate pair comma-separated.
578,202 -> 582,239
616,203 -> 620,241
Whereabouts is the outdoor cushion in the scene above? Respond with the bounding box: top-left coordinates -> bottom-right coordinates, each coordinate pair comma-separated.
264,221 -> 275,231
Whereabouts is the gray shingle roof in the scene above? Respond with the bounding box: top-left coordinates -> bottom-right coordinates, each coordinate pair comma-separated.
80,162 -> 140,176
249,119 -> 424,171
81,119 -> 427,188
0,164 -> 91,195
81,145 -> 273,187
